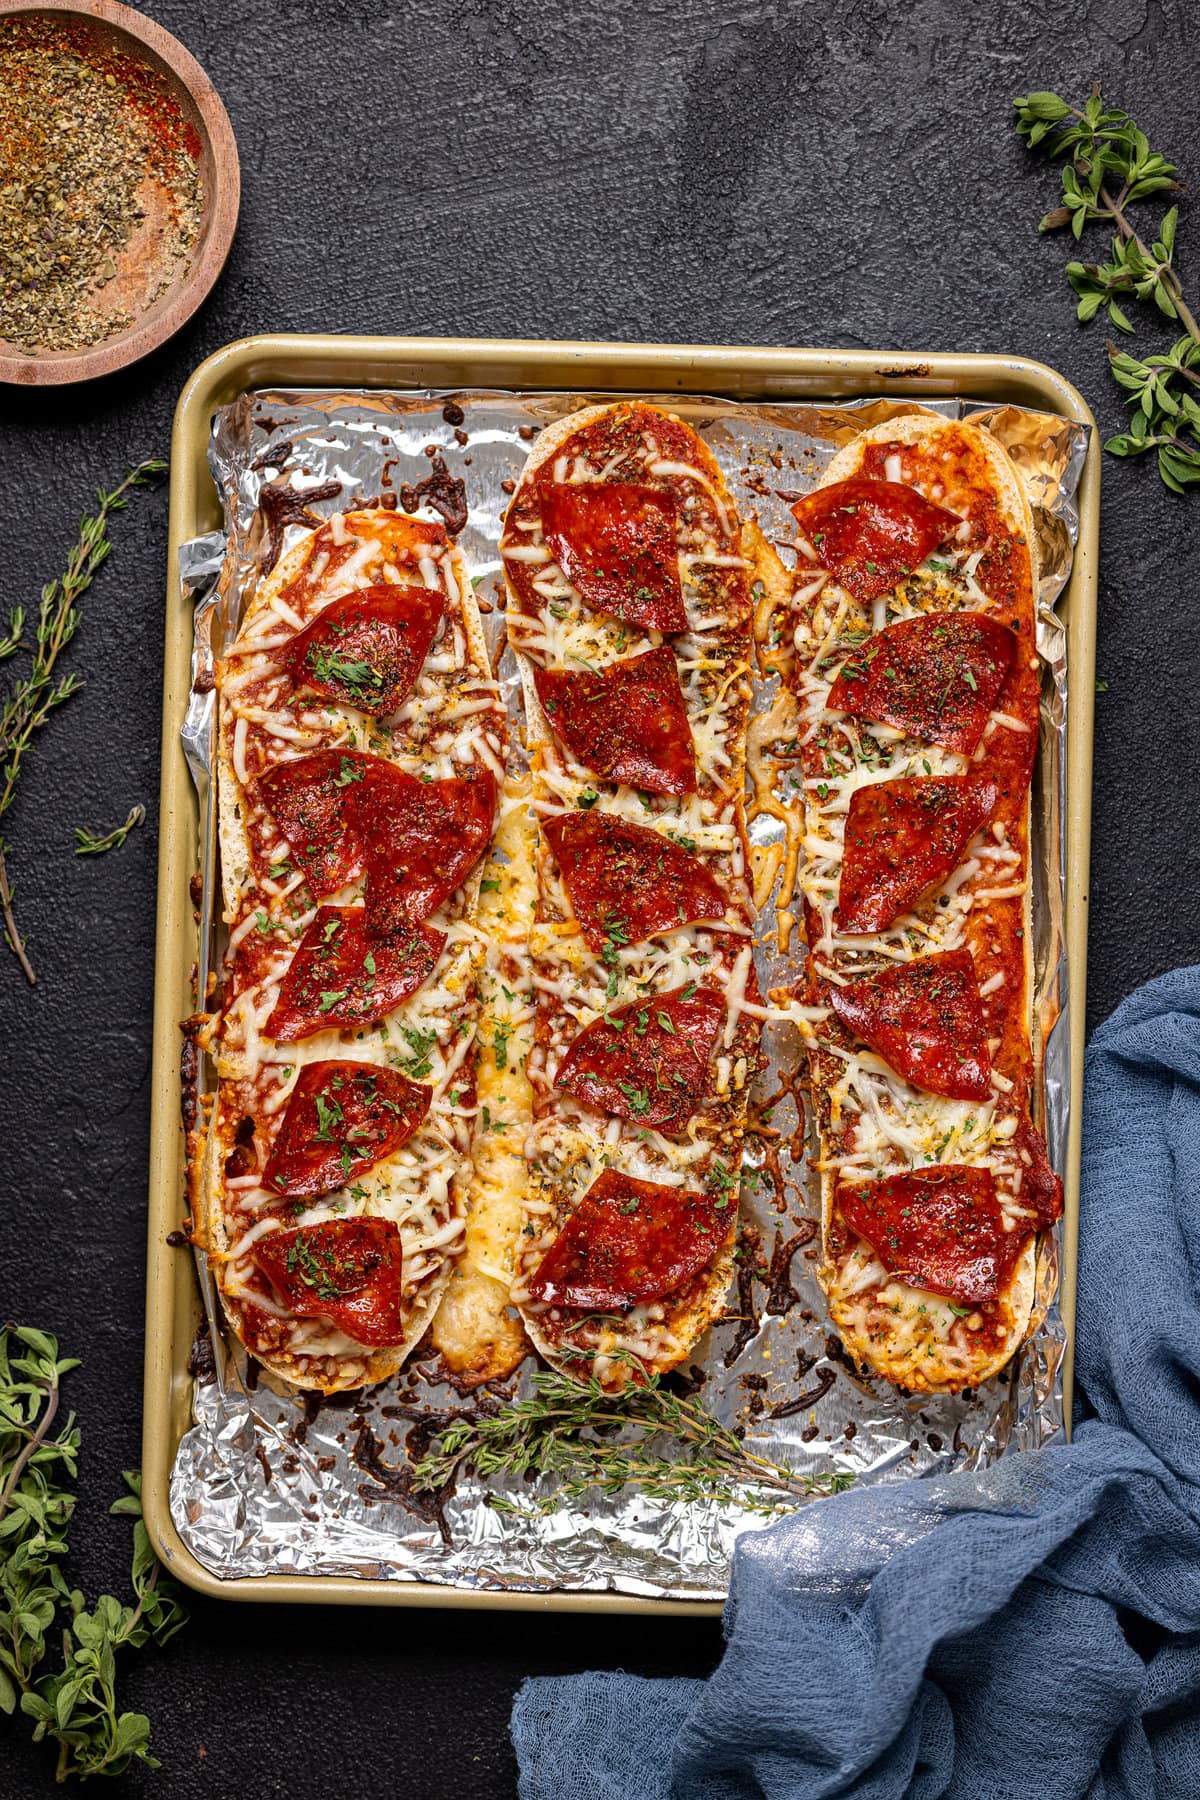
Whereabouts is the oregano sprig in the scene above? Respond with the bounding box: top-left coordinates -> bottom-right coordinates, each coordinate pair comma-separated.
1014,88 -> 1200,493
411,1366 -> 853,1517
0,1324 -> 187,1782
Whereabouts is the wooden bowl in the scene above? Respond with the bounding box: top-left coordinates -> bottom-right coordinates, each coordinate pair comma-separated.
0,0 -> 239,385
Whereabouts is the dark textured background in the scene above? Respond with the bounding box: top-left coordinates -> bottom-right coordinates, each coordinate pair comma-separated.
1,0 -> 1197,1793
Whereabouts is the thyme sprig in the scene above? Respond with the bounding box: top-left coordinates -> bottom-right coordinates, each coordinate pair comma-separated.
1014,88 -> 1200,492
0,1324 -> 186,1782
0,610 -> 24,661
0,459 -> 164,983
411,1367 -> 853,1517
74,803 -> 145,858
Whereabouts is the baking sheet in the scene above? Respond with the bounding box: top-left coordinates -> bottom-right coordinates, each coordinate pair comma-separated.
169,386 -> 1086,1598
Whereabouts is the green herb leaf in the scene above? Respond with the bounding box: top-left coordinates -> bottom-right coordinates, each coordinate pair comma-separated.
1014,89 -> 1200,496
74,803 -> 145,858
0,1326 -> 187,1780
395,1023 -> 438,1080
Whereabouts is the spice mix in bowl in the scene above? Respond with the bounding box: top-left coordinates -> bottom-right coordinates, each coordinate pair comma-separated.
0,2 -> 238,384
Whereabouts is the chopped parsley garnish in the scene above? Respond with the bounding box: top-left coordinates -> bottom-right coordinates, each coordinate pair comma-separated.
313,1092 -> 344,1142
397,1024 -> 438,1081
308,645 -> 384,694
286,1232 -> 353,1300
706,1158 -> 740,1209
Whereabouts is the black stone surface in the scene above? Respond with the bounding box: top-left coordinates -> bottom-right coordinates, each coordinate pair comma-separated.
1,1 -> 1197,1793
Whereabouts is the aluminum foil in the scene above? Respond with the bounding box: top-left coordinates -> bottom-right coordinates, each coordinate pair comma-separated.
171,386 -> 1087,1598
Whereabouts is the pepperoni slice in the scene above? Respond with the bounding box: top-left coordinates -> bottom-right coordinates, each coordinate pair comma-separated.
281,584 -> 444,715
265,907 -> 444,1041
792,478 -> 962,603
257,750 -> 371,898
827,613 -> 1015,754
837,776 -> 998,934
837,1166 -> 1024,1307
349,761 -> 495,933
829,950 -> 991,1101
554,983 -> 725,1130
537,483 -> 688,633
252,1217 -> 404,1347
533,646 -> 696,796
541,812 -> 731,953
262,1061 -> 431,1198
1011,1114 -> 1064,1228
527,1169 -> 731,1309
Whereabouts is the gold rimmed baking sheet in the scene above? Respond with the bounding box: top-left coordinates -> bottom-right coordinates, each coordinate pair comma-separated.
144,336 -> 1098,1610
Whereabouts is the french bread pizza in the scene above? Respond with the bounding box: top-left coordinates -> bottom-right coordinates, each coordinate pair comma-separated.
787,413 -> 1062,1393
190,506 -> 504,1392
498,401 -> 773,1390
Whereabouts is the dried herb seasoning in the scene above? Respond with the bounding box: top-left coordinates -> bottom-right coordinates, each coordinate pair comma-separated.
0,14 -> 203,353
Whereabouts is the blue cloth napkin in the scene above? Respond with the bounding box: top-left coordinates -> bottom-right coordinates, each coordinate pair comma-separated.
511,968 -> 1200,1799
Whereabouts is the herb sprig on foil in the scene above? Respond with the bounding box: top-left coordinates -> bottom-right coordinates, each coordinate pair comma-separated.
0,460 -> 163,983
0,1324 -> 186,1781
411,1368 -> 854,1516
1014,88 -> 1200,492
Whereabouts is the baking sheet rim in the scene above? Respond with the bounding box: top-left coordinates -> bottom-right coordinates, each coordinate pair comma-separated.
144,332 -> 1098,1610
